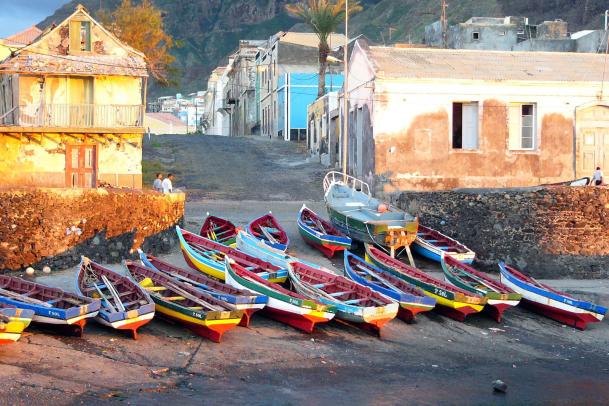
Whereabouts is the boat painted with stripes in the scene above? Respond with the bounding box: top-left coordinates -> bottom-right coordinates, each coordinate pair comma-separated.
125,261 -> 244,343
413,225 -> 475,264
365,244 -> 486,321
224,258 -> 335,333
0,274 -> 100,336
247,212 -> 289,252
297,204 -> 351,258
200,214 -> 238,246
0,304 -> 34,344
139,250 -> 267,327
288,261 -> 398,336
76,257 -> 155,339
499,262 -> 607,330
441,255 -> 521,322
177,226 -> 288,283
344,251 -> 436,323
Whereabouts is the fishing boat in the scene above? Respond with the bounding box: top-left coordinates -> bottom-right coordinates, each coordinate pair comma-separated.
0,274 -> 100,336
224,257 -> 335,333
76,257 -> 155,339
288,261 -> 398,336
323,171 -> 418,252
125,261 -> 244,343
343,251 -> 436,323
297,204 -> 352,258
441,255 -> 521,322
412,225 -> 475,264
247,212 -> 290,252
177,226 -> 288,283
364,244 -> 486,321
0,304 -> 34,344
499,262 -> 607,330
138,250 -> 268,327
199,214 -> 238,245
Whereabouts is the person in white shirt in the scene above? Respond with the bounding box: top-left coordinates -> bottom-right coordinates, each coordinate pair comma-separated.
592,167 -> 603,186
153,173 -> 163,192
162,173 -> 174,194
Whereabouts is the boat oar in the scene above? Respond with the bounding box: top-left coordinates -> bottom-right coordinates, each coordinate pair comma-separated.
356,264 -> 403,294
260,227 -> 278,244
92,282 -> 117,312
0,288 -> 53,308
101,275 -> 126,312
165,281 -> 229,311
314,218 -> 327,234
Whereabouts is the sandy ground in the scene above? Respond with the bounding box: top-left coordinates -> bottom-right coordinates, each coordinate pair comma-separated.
2,136 -> 608,405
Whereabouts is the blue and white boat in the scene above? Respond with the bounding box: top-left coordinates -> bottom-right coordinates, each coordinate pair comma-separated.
412,224 -> 475,264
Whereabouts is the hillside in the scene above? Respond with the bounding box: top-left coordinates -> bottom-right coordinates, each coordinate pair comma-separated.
39,0 -> 607,97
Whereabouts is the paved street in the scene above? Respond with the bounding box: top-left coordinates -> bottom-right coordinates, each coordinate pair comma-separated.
2,136 -> 608,406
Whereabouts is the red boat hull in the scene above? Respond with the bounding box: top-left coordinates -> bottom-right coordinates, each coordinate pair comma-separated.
262,307 -> 327,334
521,299 -> 601,330
434,304 -> 480,322
116,318 -> 153,340
397,306 -> 433,323
238,308 -> 261,328
302,238 -> 344,259
484,303 -> 514,323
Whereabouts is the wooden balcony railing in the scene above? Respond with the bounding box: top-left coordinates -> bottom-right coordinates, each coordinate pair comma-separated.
5,104 -> 145,128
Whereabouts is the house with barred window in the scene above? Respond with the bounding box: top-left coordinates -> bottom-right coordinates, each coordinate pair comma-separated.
0,4 -> 147,188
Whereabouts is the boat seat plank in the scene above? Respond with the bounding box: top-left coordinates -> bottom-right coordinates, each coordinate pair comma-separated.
187,306 -> 204,310
328,290 -> 352,297
343,298 -> 365,304
144,286 -> 167,292
164,296 -> 186,301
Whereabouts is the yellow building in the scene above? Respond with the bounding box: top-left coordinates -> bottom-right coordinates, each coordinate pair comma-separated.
0,5 -> 147,188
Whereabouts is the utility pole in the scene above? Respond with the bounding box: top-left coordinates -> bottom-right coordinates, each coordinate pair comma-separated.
342,0 -> 349,177
441,0 -> 448,48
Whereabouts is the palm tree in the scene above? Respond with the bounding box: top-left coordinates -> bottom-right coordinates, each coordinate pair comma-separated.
286,0 -> 362,98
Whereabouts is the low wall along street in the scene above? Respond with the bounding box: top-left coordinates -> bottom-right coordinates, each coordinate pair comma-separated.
0,188 -> 185,271
393,186 -> 609,279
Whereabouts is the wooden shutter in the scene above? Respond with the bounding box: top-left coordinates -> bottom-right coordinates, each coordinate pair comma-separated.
462,103 -> 479,150
69,21 -> 81,53
508,104 -> 522,150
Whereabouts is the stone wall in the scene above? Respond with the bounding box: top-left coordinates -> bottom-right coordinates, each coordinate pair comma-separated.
392,186 -> 609,279
0,188 -> 185,271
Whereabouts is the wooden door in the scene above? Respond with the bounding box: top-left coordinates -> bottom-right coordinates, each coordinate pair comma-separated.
66,144 -> 97,188
68,77 -> 93,127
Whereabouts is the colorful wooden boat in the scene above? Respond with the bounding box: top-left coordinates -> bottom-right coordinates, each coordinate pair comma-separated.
224,257 -> 335,333
199,214 -> 238,245
499,262 -> 607,330
177,226 -> 288,283
343,251 -> 436,323
125,261 -> 244,343
297,204 -> 352,258
76,257 -> 155,339
364,244 -> 486,321
0,304 -> 35,344
441,255 -> 521,322
323,171 -> 418,250
0,274 -> 100,336
247,212 -> 290,252
288,261 -> 398,336
138,250 -> 268,327
412,225 -> 475,264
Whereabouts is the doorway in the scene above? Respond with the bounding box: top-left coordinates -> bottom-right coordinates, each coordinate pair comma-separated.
66,144 -> 97,188
576,105 -> 609,178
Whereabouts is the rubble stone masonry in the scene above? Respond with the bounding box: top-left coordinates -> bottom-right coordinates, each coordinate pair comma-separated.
0,188 -> 184,271
393,186 -> 609,278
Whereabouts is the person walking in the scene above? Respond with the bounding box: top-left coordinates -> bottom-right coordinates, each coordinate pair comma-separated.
162,173 -> 174,194
592,167 -> 604,186
153,173 -> 163,192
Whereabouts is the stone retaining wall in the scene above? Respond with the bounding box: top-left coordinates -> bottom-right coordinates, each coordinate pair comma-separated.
392,187 -> 609,279
0,188 -> 185,271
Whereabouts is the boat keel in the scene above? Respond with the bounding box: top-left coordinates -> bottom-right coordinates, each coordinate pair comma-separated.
521,299 -> 599,330
434,305 -> 478,322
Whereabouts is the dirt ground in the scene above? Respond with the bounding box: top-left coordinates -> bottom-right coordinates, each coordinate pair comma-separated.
2,136 -> 608,406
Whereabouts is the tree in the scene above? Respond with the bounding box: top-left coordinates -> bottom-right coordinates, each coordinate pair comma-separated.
98,0 -> 176,86
286,0 -> 362,98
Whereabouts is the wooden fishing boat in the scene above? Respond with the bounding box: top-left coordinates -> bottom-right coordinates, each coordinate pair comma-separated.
0,274 -> 100,336
177,226 -> 288,283
125,261 -> 244,343
138,250 -> 268,327
76,257 -> 155,339
199,214 -> 238,245
412,225 -> 475,264
0,304 -> 34,344
323,171 -> 418,251
364,244 -> 487,321
297,204 -> 352,258
541,177 -> 590,187
288,261 -> 398,336
247,212 -> 290,252
343,251 -> 436,323
441,255 -> 521,322
224,257 -> 335,333
499,262 -> 607,330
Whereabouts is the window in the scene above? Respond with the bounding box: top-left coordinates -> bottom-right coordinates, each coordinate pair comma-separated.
452,102 -> 479,150
508,103 -> 536,150
69,20 -> 91,52
472,32 -> 480,41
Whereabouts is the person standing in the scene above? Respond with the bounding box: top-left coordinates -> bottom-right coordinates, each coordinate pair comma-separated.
592,167 -> 604,186
162,173 -> 174,194
153,173 -> 163,192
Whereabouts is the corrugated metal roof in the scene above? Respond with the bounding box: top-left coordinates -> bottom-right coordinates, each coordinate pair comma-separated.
367,45 -> 609,82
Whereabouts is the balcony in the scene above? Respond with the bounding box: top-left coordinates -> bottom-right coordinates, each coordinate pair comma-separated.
1,104 -> 145,130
